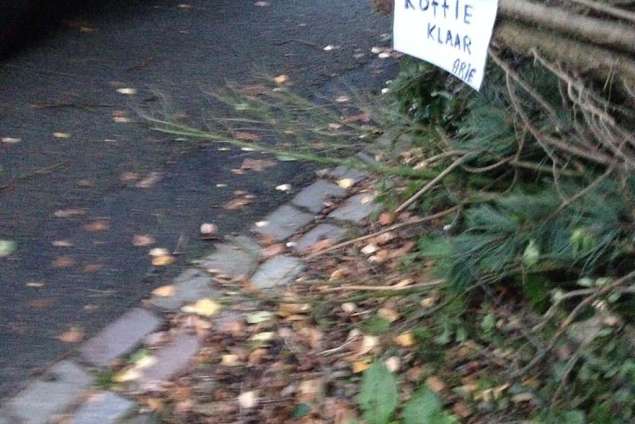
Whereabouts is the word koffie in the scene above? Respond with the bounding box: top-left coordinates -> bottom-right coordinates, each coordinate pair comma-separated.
404,0 -> 474,54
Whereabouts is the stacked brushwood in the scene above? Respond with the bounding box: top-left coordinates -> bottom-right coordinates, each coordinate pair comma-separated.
370,1 -> 635,417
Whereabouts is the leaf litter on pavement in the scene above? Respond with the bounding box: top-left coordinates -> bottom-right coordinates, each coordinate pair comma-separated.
101,174 -> 501,423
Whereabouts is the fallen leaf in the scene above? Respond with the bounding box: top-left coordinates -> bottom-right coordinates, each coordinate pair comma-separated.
337,178 -> 355,189
425,376 -> 446,393
263,243 -> 285,258
377,307 -> 399,323
200,223 -> 218,237
152,255 -> 175,266
57,327 -> 84,343
394,332 -> 415,347
1,137 -> 21,144
135,172 -> 162,189
385,356 -> 401,372
223,193 -> 254,210
221,354 -> 241,367
352,359 -> 371,373
238,391 -> 258,409
246,311 -> 275,324
275,184 -> 292,192
52,256 -> 75,268
0,240 -> 17,257
149,247 -> 169,257
378,212 -> 395,226
152,285 -> 175,297
132,234 -> 155,247
83,220 -> 110,232
116,88 -> 137,95
233,131 -> 261,142
82,263 -> 103,273
181,298 -> 222,317
239,158 -> 276,172
54,208 -> 86,218
273,74 -> 289,85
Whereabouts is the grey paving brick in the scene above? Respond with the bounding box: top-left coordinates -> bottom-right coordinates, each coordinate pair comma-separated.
80,308 -> 162,367
252,205 -> 314,241
328,193 -> 380,223
291,180 -> 346,213
137,333 -> 200,387
71,392 -> 135,424
251,255 -> 304,290
295,224 -> 346,254
149,268 -> 218,310
199,236 -> 262,280
3,361 -> 94,424
327,166 -> 368,185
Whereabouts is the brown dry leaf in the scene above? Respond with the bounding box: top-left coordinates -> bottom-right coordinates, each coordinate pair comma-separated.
238,84 -> 269,96
263,243 -> 285,258
132,234 -> 156,247
54,208 -> 86,218
57,327 -> 84,343
119,172 -> 139,183
378,212 -> 395,226
239,158 -> 277,172
83,220 -> 110,232
341,112 -> 371,124
52,256 -> 76,268
308,238 -> 335,254
233,131 -> 261,142
426,376 -> 447,393
152,285 -> 175,297
28,298 -> 56,309
223,194 -> 254,210
82,263 -> 103,273
135,172 -> 162,189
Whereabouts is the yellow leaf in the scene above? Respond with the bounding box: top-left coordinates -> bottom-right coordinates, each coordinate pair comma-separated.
394,331 -> 416,347
113,367 -> 141,383
152,255 -> 175,266
181,298 -> 222,317
352,359 -> 371,374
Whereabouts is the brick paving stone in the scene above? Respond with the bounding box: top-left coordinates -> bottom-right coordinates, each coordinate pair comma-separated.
3,361 -> 94,424
328,193 -> 380,223
291,180 -> 346,213
199,236 -> 261,280
250,255 -> 305,290
71,391 -> 135,424
295,224 -> 346,254
137,333 -> 200,387
149,268 -> 218,310
327,166 -> 368,185
252,205 -> 314,241
80,308 -> 162,367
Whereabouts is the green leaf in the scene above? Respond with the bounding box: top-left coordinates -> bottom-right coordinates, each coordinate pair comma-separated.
291,403 -> 311,418
358,362 -> 398,424
403,387 -> 457,424
0,240 -> 16,258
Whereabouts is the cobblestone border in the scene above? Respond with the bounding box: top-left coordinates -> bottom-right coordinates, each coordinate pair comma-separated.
0,167 -> 378,424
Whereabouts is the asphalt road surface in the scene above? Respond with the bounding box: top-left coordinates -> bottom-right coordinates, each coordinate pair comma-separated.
0,0 -> 393,399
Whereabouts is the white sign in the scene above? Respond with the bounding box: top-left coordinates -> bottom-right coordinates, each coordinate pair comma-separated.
393,0 -> 499,90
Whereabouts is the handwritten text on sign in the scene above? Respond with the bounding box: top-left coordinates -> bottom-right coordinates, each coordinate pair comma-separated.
393,0 -> 499,90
